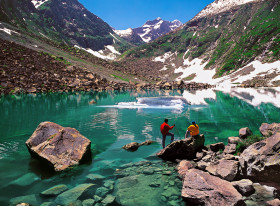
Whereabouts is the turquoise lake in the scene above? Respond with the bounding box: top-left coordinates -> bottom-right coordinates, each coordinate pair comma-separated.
0,88 -> 280,205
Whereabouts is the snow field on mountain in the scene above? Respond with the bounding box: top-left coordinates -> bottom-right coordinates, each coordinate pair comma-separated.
195,0 -> 257,19
154,51 -> 280,86
74,45 -> 120,60
31,0 -> 49,9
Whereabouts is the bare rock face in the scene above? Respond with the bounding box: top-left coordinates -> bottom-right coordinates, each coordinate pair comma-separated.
260,123 -> 280,137
157,135 -> 205,161
239,132 -> 280,183
181,169 -> 245,206
26,122 -> 91,171
239,127 -> 253,139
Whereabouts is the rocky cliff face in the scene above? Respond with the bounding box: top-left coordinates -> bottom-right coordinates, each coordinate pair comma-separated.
115,17 -> 183,44
122,0 -> 280,85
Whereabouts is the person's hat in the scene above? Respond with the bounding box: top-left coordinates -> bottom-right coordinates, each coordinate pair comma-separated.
192,121 -> 196,124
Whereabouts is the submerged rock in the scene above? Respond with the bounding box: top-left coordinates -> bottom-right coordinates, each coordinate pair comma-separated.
9,173 -> 39,187
157,135 -> 205,161
10,194 -> 39,206
181,169 -> 245,206
55,184 -> 94,205
239,132 -> 280,183
40,184 -> 69,197
26,122 -> 91,171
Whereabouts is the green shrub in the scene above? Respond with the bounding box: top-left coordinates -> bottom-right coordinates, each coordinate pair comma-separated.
235,134 -> 266,154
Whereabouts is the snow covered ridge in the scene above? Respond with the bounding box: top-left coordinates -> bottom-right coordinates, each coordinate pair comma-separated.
194,0 -> 257,19
116,17 -> 183,43
31,0 -> 49,9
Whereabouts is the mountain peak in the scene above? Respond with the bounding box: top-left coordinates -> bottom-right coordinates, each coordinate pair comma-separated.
194,0 -> 258,19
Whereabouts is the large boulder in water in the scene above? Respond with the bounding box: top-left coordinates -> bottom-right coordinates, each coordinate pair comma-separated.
239,132 -> 280,183
181,169 -> 245,206
157,135 -> 205,161
26,122 -> 91,171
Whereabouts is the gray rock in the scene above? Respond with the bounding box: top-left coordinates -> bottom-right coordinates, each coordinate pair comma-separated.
26,122 -> 91,171
177,160 -> 194,179
10,194 -> 39,206
224,144 -> 237,154
266,199 -> 280,206
40,184 -> 69,197
181,169 -> 245,206
231,179 -> 255,196
259,123 -> 280,137
122,140 -> 155,151
157,135 -> 205,161
206,159 -> 239,181
239,133 -> 280,183
239,127 -> 253,139
55,184 -> 94,205
228,137 -> 241,144
210,142 -> 225,152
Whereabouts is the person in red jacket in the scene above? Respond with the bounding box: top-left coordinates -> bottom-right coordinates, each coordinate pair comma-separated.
160,119 -> 175,148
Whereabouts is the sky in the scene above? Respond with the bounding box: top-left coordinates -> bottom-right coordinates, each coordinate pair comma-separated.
78,0 -> 214,30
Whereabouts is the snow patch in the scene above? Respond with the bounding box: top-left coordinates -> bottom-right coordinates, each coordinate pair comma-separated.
154,20 -> 164,29
31,0 -> 49,9
114,28 -> 133,37
74,45 -> 120,60
175,58 -> 216,84
219,60 -> 280,85
0,27 -> 19,35
194,0 -> 256,19
153,52 -> 173,63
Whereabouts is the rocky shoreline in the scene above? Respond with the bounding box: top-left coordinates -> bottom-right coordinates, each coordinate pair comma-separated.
157,123 -> 280,206
0,38 -> 214,95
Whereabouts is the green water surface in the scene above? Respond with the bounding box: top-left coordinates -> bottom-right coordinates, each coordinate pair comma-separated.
0,88 -> 279,205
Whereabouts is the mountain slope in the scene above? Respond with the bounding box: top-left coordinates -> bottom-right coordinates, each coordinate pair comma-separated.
122,0 -> 280,86
115,18 -> 183,44
0,0 -> 131,53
